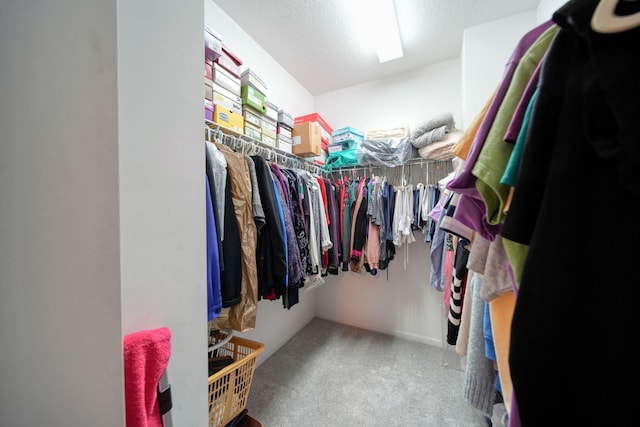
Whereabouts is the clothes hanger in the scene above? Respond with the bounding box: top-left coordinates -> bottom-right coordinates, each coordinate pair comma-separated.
591,0 -> 640,33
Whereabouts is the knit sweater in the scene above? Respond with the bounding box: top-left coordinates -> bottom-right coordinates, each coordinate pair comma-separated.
462,272 -> 497,416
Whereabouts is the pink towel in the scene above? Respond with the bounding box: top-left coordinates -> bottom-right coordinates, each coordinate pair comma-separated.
123,327 -> 172,427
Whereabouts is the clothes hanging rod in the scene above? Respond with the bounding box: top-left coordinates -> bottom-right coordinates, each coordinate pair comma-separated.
326,158 -> 453,174
326,158 -> 454,186
205,120 -> 324,176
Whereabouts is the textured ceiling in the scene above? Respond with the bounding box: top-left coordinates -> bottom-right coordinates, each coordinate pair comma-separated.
214,0 -> 541,95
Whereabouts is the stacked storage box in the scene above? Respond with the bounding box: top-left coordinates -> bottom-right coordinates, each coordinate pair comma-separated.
242,104 -> 262,141
276,109 -> 294,154
291,121 -> 322,158
207,37 -> 244,133
204,27 -> 222,122
294,113 -> 332,164
265,101 -> 279,124
329,126 -> 364,152
241,69 -> 269,143
325,126 -> 364,170
239,69 -> 270,145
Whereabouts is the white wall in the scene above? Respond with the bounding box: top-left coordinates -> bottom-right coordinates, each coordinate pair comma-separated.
460,1 -> 565,129
206,1 -> 315,116
206,0 -> 317,365
0,1 -> 565,425
537,0 -> 567,23
118,1 -> 206,425
315,59 -> 463,133
314,6 -> 560,347
316,241 -> 450,347
461,10 -> 537,129
313,59 -> 462,347
0,1 -> 124,426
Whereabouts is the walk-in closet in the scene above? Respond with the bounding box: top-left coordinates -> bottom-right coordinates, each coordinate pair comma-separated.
2,0 -> 637,426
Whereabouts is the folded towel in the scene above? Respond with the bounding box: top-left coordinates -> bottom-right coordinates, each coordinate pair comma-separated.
123,327 -> 172,427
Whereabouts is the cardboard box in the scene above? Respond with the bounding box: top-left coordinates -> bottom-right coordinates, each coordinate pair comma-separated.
277,134 -> 292,154
261,116 -> 277,139
205,62 -> 213,80
215,44 -> 242,78
291,122 -> 321,157
213,90 -> 241,115
332,126 -> 364,144
240,69 -> 268,95
204,98 -> 214,112
311,149 -> 328,165
242,106 -> 262,128
212,83 -> 242,106
278,109 -> 294,128
261,134 -> 276,147
204,28 -> 222,62
213,104 -> 244,134
328,142 -> 345,153
241,85 -> 267,114
294,112 -> 333,136
277,124 -> 292,139
213,63 -> 241,96
205,98 -> 214,121
204,80 -> 213,101
265,101 -> 278,122
244,122 -> 262,141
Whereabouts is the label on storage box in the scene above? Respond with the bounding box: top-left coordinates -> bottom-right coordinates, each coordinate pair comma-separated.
247,92 -> 263,108
292,136 -> 301,146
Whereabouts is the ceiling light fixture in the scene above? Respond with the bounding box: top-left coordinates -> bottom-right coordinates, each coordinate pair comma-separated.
355,0 -> 404,63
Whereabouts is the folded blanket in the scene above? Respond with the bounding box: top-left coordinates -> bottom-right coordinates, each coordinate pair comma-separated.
418,129 -> 462,160
411,112 -> 456,148
365,125 -> 410,139
412,124 -> 448,148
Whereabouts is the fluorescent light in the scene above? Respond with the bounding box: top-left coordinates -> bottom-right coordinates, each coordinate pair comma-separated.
355,0 -> 404,63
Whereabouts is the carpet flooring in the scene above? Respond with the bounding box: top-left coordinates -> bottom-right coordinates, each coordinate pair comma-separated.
245,318 -> 505,426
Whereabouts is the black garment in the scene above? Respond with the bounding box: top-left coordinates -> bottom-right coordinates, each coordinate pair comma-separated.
351,182 -> 369,260
205,143 -> 224,272
282,169 -> 311,285
219,173 -> 242,307
324,179 -> 341,275
503,1 -> 640,424
250,156 -> 287,301
379,182 -> 395,270
446,239 -> 470,345
299,173 -> 319,276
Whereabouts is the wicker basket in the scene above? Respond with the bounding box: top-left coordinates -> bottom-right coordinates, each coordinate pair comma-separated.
208,334 -> 264,427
